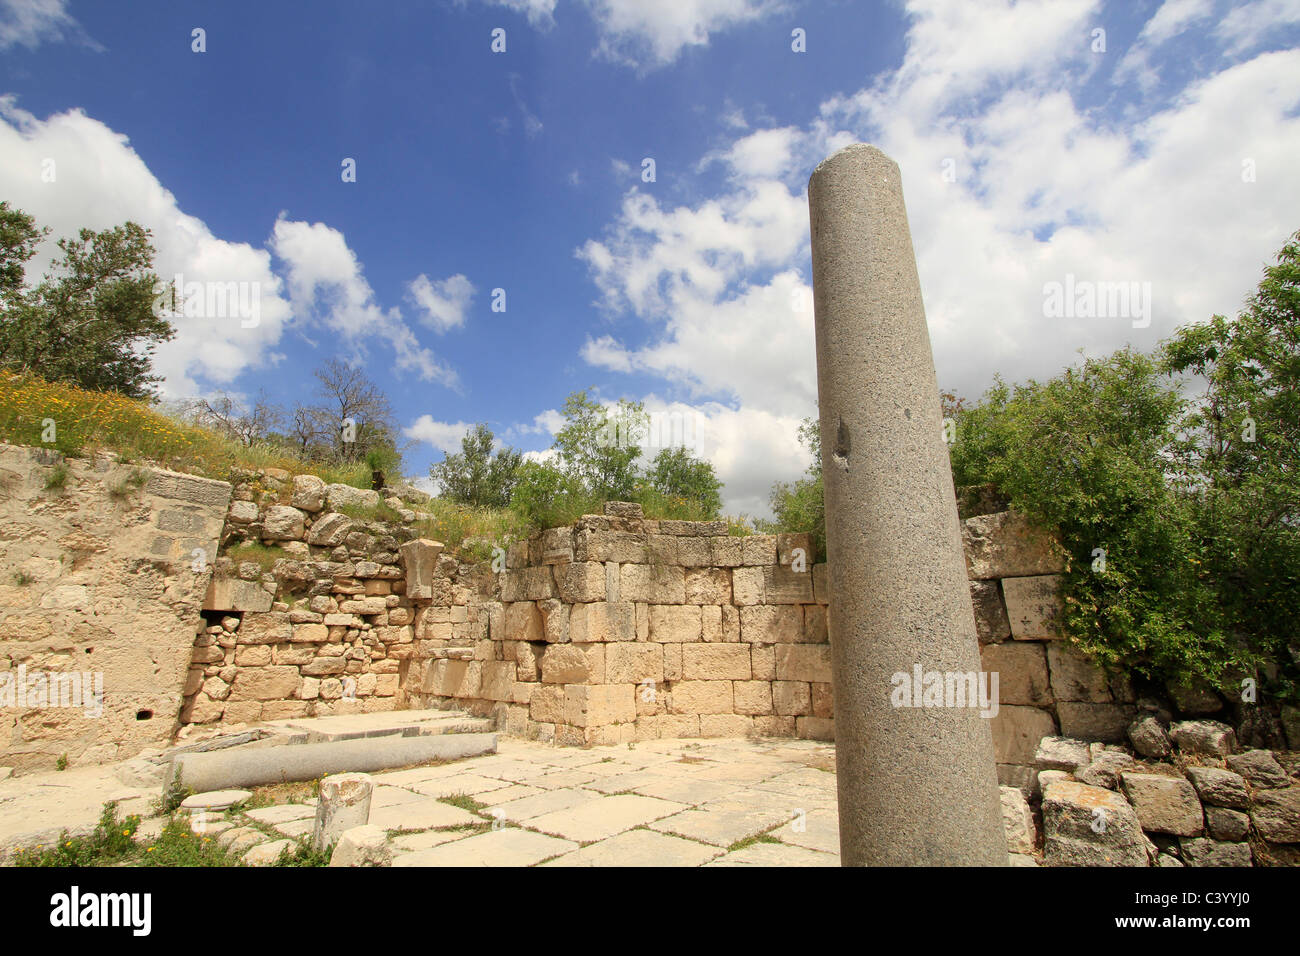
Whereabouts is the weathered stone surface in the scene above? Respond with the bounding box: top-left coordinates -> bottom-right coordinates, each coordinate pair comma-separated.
291,474 -> 326,512
993,707 -> 1059,766
682,644 -> 751,681
399,538 -> 445,601
1170,720 -> 1237,757
557,562 -> 605,604
1179,837 -> 1252,867
773,645 -> 832,683
180,789 -> 252,811
1002,575 -> 1064,640
204,574 -> 274,613
1042,780 -> 1149,867
1165,679 -> 1223,716
809,144 -> 1004,866
1035,736 -> 1092,772
569,602 -> 636,643
980,642 -> 1050,706
231,666 -> 302,701
1000,785 -> 1037,854
970,580 -> 1011,644
961,511 -> 1064,580
1057,702 -> 1133,743
1249,787 -> 1300,843
328,823 -> 391,866
1204,806 -> 1250,842
1121,773 -> 1203,836
243,839 -> 294,866
1076,751 -> 1138,791
314,772 -> 374,850
306,512 -> 354,547
1226,749 -> 1290,790
262,505 -> 306,541
1127,717 -> 1171,759
325,484 -> 381,511
1184,766 -> 1250,810
1047,644 -> 1111,702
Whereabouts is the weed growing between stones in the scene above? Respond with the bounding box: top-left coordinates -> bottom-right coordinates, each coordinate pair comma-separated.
157,779 -> 194,815
43,462 -> 69,493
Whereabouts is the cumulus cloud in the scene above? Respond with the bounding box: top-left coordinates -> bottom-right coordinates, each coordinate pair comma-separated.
1217,0 -> 1300,55
480,0 -> 785,69
0,98 -> 291,396
406,273 -> 476,332
0,0 -> 97,51
574,0 -> 1300,517
583,0 -> 785,68
0,98 -> 463,397
269,217 -> 458,386
404,415 -> 478,454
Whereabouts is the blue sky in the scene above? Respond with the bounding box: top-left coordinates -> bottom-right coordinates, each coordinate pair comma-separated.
2,0 -> 1298,516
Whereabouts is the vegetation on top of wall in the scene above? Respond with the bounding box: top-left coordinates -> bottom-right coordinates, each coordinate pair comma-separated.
950,231 -> 1300,703
0,370 -> 384,490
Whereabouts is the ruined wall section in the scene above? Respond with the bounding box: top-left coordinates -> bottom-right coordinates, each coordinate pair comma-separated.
0,443 -> 229,771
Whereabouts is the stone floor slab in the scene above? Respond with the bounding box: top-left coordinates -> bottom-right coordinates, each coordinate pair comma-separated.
771,806 -> 840,854
525,794 -> 687,844
544,828 -> 722,867
393,826 -> 576,866
493,787 -> 600,822
408,773 -> 513,798
648,806 -> 793,847
369,800 -> 480,832
244,803 -> 315,825
706,841 -> 839,867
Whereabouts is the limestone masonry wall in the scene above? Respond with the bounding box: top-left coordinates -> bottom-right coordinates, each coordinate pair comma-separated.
0,443 -> 229,771
11,445 -> 1275,776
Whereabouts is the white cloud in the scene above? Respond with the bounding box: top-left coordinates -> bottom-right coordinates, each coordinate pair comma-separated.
1142,0 -> 1215,44
583,0 -> 785,69
0,98 -> 291,397
575,0 -> 1300,517
482,0 -> 558,28
269,217 -> 457,386
0,99 -> 464,397
407,273 -> 476,332
0,0 -> 95,51
1218,0 -> 1300,55
1115,0 -> 1215,88
404,415 -> 478,454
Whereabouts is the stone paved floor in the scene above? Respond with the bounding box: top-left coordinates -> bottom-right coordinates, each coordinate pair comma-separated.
0,735 -> 842,866
362,736 -> 841,866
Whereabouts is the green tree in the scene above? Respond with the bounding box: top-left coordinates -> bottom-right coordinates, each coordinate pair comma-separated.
552,389 -> 648,501
0,202 -> 45,307
948,350 -> 1233,686
765,417 -> 825,556
646,445 -> 723,518
431,423 -> 523,508
1162,230 -> 1300,689
0,210 -> 173,399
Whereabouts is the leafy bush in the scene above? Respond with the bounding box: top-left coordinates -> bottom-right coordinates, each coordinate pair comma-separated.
949,233 -> 1300,699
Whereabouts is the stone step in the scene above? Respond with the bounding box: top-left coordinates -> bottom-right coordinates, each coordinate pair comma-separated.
252,708 -> 495,746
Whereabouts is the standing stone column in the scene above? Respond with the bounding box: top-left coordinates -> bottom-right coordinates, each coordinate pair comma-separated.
313,772 -> 374,851
808,144 -> 1005,866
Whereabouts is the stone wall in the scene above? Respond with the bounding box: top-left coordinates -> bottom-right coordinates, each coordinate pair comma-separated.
4,444 -> 1282,774
0,443 -> 229,771
409,511 -> 833,746
180,486 -> 1128,762
181,472 -> 455,726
